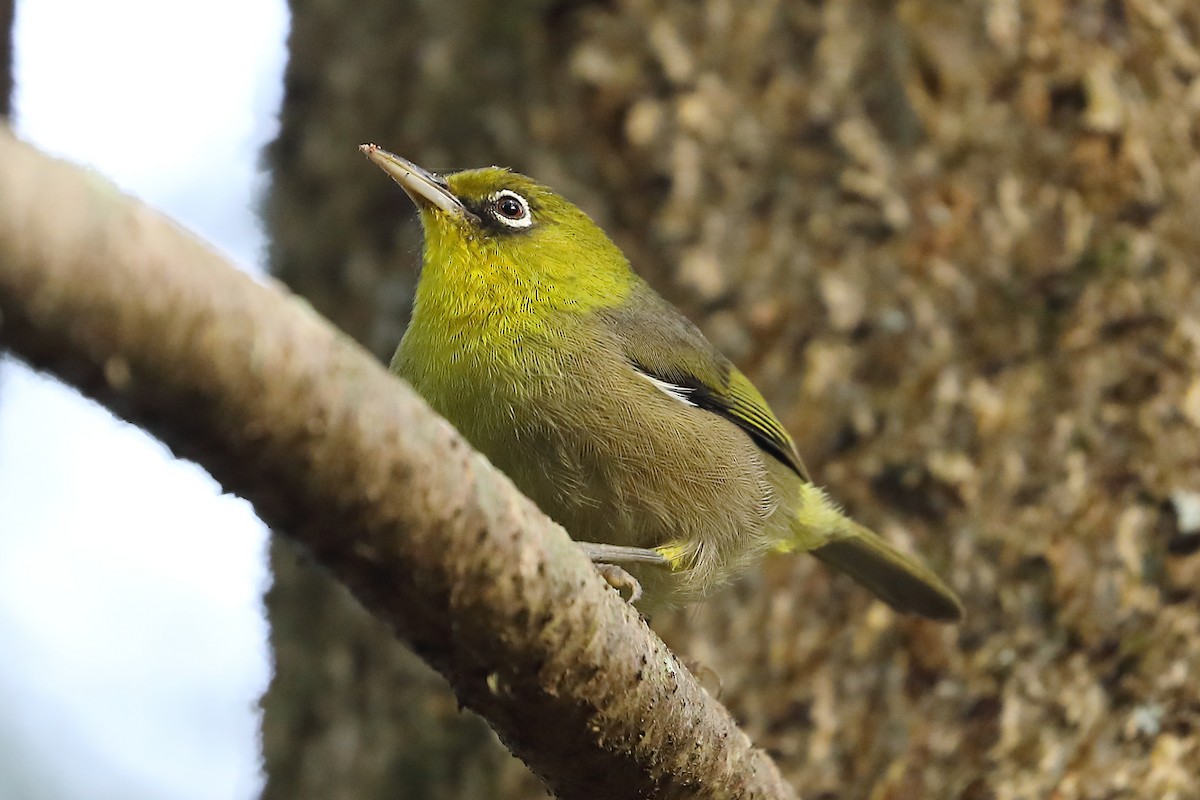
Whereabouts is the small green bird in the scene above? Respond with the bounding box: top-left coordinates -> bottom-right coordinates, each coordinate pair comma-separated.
361,143 -> 962,621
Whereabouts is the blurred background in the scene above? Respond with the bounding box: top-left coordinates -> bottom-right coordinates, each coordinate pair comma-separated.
3,1 -> 1200,798
1,1 -> 285,798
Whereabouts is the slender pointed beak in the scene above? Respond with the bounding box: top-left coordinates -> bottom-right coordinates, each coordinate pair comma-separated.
359,144 -> 467,218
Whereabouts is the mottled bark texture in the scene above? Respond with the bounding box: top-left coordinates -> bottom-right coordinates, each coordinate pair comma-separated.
264,0 -> 1200,797
0,129 -> 797,800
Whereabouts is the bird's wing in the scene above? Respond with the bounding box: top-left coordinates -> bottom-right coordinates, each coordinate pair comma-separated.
598,287 -> 810,482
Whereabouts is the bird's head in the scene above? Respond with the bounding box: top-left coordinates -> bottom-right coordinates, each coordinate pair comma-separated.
361,144 -> 636,316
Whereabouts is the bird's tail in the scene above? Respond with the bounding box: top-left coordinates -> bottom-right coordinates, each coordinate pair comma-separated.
793,484 -> 963,621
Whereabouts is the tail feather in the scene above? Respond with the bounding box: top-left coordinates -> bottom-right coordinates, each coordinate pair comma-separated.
812,521 -> 963,621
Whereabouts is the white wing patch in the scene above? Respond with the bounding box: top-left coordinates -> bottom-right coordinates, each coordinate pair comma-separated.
633,366 -> 698,408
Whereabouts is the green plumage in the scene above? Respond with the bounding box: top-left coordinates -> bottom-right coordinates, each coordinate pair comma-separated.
363,145 -> 962,621
598,293 -> 809,481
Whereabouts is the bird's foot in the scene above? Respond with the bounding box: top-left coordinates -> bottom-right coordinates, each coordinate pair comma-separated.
593,563 -> 643,604
684,659 -> 723,699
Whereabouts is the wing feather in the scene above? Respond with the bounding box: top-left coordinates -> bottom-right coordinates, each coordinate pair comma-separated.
601,287 -> 810,482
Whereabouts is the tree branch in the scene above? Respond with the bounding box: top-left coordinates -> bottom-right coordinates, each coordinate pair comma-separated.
0,128 -> 797,799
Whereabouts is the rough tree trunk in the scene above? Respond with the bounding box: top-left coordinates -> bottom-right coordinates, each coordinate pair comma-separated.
0,0 -> 11,120
263,1 -> 1200,797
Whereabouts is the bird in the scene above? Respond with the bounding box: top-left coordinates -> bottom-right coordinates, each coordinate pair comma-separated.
360,143 -> 962,621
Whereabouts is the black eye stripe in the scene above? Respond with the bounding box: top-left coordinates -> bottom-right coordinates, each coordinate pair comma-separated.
462,191 -> 537,234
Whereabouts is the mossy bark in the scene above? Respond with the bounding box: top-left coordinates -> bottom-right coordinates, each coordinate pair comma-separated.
264,1 -> 1200,797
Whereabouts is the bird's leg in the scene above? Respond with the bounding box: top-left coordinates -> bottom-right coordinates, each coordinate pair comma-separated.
577,542 -> 670,565
577,542 -> 668,605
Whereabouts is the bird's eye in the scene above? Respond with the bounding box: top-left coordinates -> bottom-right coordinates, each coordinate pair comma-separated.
497,196 -> 523,218
490,190 -> 533,228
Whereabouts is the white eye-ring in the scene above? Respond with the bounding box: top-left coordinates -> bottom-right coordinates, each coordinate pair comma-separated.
490,189 -> 533,228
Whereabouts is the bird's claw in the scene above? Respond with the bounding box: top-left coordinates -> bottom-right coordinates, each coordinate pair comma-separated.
594,563 -> 643,604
